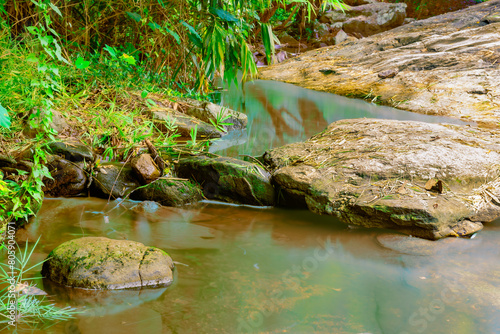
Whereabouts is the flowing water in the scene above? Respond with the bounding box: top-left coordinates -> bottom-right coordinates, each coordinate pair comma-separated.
7,81 -> 499,334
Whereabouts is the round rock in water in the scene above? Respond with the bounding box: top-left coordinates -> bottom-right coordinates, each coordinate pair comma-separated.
42,237 -> 174,289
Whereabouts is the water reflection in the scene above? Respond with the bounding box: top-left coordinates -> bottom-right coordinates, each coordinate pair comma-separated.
215,80 -> 472,157
9,198 -> 500,333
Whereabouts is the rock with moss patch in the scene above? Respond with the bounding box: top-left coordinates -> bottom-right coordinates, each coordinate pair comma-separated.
175,155 -> 275,206
91,164 -> 140,199
41,237 -> 174,289
262,118 -> 500,240
130,179 -> 202,206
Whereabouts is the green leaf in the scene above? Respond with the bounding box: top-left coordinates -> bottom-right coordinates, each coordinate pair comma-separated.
126,11 -> 142,23
75,57 -> 90,69
103,45 -> 117,58
165,27 -> 181,45
49,2 -> 62,17
210,8 -> 239,22
26,53 -> 39,63
181,21 -> 202,49
148,22 -> 161,31
0,104 -> 11,129
121,53 -> 136,65
141,90 -> 148,99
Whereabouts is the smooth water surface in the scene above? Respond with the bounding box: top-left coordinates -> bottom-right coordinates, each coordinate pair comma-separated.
212,80 -> 471,156
13,198 -> 500,334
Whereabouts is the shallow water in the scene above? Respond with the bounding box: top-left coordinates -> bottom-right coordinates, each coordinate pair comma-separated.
212,80 -> 471,157
13,198 -> 500,333
5,81 -> 498,334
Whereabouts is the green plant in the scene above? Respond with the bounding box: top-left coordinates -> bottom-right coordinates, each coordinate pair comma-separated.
187,125 -> 198,149
209,109 -> 234,132
0,238 -> 79,331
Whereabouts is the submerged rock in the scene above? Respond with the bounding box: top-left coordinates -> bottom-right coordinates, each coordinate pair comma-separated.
260,0 -> 500,127
43,156 -> 87,197
42,237 -> 175,289
91,164 -> 140,199
130,178 -> 202,206
175,155 -> 275,206
263,118 -> 500,239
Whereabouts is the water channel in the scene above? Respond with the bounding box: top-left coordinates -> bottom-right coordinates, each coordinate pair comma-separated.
8,80 -> 499,334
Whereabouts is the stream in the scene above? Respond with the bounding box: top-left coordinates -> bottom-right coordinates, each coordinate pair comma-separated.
7,80 -> 500,334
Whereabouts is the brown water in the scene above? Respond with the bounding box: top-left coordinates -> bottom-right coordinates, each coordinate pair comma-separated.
5,81 -> 499,334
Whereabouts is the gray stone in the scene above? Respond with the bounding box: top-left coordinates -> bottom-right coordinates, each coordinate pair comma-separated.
319,1 -> 407,37
263,119 -> 500,239
41,237 -> 174,289
130,179 -> 202,207
260,0 -> 500,127
91,164 -> 140,199
152,109 -> 222,139
176,97 -> 248,132
48,140 -> 94,163
335,29 -> 348,45
176,155 -> 275,206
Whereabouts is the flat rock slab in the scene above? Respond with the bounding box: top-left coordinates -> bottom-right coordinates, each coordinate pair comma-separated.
175,155 -> 275,206
260,0 -> 500,127
263,118 -> 500,239
42,237 -> 174,289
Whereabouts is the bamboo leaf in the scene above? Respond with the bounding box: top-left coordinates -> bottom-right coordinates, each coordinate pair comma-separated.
0,104 -> 10,129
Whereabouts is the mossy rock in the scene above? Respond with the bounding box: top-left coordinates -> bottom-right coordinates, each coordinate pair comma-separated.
41,237 -> 174,289
175,155 -> 275,206
130,179 -> 202,206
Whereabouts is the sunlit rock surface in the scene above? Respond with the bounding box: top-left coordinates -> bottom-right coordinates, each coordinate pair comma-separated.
263,118 -> 500,239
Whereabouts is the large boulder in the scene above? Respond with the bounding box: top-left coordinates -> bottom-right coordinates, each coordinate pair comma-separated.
260,0 -> 500,127
41,237 -> 175,289
319,1 -> 407,37
176,155 -> 275,206
263,118 -> 500,239
130,179 -> 202,206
